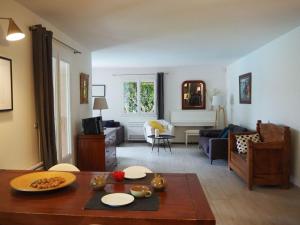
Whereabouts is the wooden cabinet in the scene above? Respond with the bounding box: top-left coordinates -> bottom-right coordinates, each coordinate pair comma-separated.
77,128 -> 117,171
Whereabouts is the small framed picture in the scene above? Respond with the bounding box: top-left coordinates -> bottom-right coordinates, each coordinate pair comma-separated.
0,56 -> 13,111
239,73 -> 252,104
80,73 -> 89,104
92,85 -> 106,97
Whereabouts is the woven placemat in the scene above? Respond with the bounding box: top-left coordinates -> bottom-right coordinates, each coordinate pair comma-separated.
106,173 -> 155,185
84,191 -> 159,211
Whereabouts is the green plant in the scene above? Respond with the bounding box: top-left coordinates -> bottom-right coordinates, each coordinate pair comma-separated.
140,82 -> 154,112
124,82 -> 137,113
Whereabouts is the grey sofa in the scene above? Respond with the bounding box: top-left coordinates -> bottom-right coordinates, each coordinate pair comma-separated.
199,124 -> 247,164
102,120 -> 125,146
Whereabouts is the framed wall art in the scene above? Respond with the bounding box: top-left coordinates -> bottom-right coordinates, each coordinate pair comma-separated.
92,84 -> 106,97
80,73 -> 89,104
0,56 -> 13,111
239,73 -> 252,104
182,80 -> 206,110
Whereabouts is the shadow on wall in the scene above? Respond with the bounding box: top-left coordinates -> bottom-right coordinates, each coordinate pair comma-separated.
290,128 -> 300,184
0,112 -> 13,122
0,27 -> 9,46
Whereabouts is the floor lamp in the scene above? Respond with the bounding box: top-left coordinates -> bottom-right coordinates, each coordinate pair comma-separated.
93,97 -> 108,117
212,95 -> 225,128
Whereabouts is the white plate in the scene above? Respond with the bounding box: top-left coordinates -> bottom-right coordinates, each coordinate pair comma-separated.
124,171 -> 146,180
123,166 -> 153,174
101,193 -> 134,207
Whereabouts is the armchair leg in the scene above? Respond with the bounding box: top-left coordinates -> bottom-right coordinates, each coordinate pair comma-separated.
210,159 -> 213,165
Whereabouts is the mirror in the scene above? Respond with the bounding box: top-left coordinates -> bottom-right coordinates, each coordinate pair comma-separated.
182,80 -> 206,109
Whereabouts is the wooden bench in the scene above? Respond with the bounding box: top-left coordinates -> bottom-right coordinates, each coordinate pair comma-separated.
228,120 -> 290,190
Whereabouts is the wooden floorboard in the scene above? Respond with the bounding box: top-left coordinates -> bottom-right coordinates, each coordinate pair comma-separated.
116,143 -> 300,225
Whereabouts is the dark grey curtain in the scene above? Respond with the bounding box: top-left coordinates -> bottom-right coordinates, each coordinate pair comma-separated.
31,25 -> 57,169
157,72 -> 164,119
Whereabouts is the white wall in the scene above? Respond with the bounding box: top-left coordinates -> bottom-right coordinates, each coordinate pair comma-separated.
0,0 -> 91,169
92,65 -> 226,142
226,26 -> 300,186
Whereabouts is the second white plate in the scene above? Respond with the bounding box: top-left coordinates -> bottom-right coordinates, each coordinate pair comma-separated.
101,193 -> 134,207
124,172 -> 146,179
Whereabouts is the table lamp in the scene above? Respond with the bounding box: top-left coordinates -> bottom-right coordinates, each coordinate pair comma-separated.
212,95 -> 225,128
93,97 -> 108,117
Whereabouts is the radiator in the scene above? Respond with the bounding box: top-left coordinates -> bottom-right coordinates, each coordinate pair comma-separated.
127,121 -> 145,141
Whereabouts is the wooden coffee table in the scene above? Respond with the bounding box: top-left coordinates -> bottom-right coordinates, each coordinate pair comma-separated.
0,170 -> 215,225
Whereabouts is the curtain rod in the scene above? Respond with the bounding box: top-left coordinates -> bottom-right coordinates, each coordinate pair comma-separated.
112,73 -> 168,76
29,25 -> 82,54
52,37 -> 81,54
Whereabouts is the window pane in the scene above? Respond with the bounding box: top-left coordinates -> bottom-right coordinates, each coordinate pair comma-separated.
124,82 -> 137,113
59,60 -> 71,160
140,81 -> 154,113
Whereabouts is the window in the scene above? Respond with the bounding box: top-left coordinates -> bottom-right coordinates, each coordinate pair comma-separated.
124,82 -> 138,113
52,57 -> 72,162
123,79 -> 156,115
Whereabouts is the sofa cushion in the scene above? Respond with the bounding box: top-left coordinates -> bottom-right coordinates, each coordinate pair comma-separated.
229,124 -> 248,133
218,126 -> 230,138
235,133 -> 261,154
103,120 -> 121,128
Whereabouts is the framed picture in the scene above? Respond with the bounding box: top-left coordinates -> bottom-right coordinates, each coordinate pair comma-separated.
92,85 -> 106,97
0,56 -> 13,111
80,73 -> 89,104
182,80 -> 206,110
239,73 -> 252,104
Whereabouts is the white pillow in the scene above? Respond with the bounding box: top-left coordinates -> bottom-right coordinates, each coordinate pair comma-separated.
235,133 -> 261,154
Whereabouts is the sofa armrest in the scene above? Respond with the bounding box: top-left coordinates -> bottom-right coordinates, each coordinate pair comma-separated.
200,129 -> 222,137
249,141 -> 285,150
209,138 -> 228,150
209,138 -> 228,159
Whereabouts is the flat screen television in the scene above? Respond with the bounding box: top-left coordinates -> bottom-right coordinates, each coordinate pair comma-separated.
82,116 -> 103,134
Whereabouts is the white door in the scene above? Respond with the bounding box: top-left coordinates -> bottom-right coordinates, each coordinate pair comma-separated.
52,46 -> 72,163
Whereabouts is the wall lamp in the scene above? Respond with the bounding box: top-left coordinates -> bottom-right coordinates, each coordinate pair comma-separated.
0,18 -> 25,41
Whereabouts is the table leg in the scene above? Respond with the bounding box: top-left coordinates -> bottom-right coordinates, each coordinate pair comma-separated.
157,139 -> 160,155
163,139 -> 166,151
167,139 -> 172,154
185,133 -> 188,147
152,139 -> 155,151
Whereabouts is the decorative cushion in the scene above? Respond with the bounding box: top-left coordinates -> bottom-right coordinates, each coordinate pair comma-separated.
148,120 -> 166,133
102,120 -> 115,127
235,133 -> 261,154
218,126 -> 229,138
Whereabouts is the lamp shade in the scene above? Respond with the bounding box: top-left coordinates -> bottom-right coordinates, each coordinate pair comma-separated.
212,95 -> 225,107
93,97 -> 108,110
6,19 -> 25,41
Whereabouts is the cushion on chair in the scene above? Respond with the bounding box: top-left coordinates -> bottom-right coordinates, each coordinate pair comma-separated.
148,120 -> 166,133
235,133 -> 261,154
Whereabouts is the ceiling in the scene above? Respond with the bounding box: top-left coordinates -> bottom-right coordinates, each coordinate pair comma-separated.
17,0 -> 300,67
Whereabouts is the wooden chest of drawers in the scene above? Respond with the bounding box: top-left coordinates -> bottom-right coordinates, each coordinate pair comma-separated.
77,128 -> 117,171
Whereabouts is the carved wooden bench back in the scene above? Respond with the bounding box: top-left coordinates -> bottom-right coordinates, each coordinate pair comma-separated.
257,122 -> 286,142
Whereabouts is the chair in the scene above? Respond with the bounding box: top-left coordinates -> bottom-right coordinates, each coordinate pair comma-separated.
199,124 -> 247,164
228,120 -> 290,190
49,163 -> 80,172
143,120 -> 174,144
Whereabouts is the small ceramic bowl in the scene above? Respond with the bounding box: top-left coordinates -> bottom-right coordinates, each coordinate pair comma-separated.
130,185 -> 152,198
90,175 -> 106,191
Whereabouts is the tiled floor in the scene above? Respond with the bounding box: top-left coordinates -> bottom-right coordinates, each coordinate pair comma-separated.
116,143 -> 300,225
